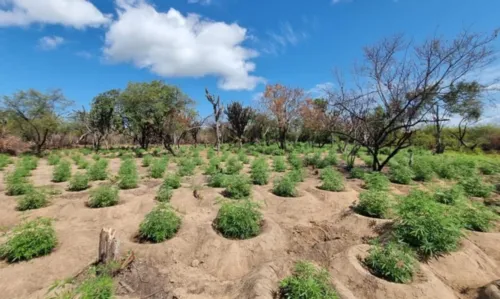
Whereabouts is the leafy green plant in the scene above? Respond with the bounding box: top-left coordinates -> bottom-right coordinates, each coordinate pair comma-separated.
78,271 -> 114,299
389,164 -> 414,185
214,200 -> 262,239
459,175 -> 493,198
324,150 -> 338,166
139,203 -> 181,243
433,184 -> 466,205
288,168 -> 306,183
5,171 -> 32,196
349,167 -> 365,179
272,175 -> 298,197
0,154 -> 12,170
287,152 -> 303,170
224,175 -> 251,199
118,159 -> 138,189
88,185 -> 119,208
460,202 -> 498,232
52,160 -> 71,182
68,173 -> 90,191
225,156 -> 243,174
279,261 -> 338,299
163,173 -> 181,189
319,168 -> 344,191
20,156 -> 38,171
364,242 -> 417,283
0,217 -> 57,262
394,190 -> 463,257
363,172 -> 390,191
479,162 -> 500,175
355,190 -> 391,218
412,158 -> 434,182
156,182 -> 173,202
250,158 -> 269,185
87,159 -> 108,181
150,157 -> 168,179
17,189 -> 48,211
273,156 -> 287,172
47,154 -> 61,166
208,173 -> 231,188
238,150 -> 250,164
204,157 -> 221,175
142,154 -> 153,167
177,158 -> 196,177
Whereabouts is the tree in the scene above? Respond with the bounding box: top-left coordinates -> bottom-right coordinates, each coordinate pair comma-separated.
205,89 -> 223,152
2,89 -> 71,154
260,84 -> 305,150
300,98 -> 332,146
225,101 -> 253,147
329,30 -> 497,171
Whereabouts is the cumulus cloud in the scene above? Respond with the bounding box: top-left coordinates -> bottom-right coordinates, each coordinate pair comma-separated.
0,0 -> 111,28
103,0 -> 264,90
308,82 -> 334,97
37,35 -> 64,50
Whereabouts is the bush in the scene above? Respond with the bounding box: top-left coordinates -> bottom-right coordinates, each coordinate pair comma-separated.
205,157 -> 221,175
118,159 -> 138,189
287,152 -> 303,169
0,154 -> 12,170
324,150 -> 338,166
87,159 -> 108,181
460,202 -> 498,232
52,160 -> 71,182
150,157 -> 168,179
250,158 -> 269,185
208,173 -> 231,188
355,190 -> 391,218
433,185 -> 466,205
364,242 -> 417,283
163,173 -> 181,189
47,154 -> 61,166
88,185 -> 119,208
319,168 -> 344,191
279,261 -> 338,299
72,154 -> 89,169
156,182 -> 173,202
214,200 -> 262,239
224,175 -> 252,199
412,158 -> 434,182
17,189 -> 48,211
238,150 -> 250,164
363,172 -> 390,191
177,158 -> 196,177
434,159 -> 458,179
225,156 -> 243,174
0,218 -> 57,262
21,156 -> 38,171
142,154 -> 153,167
389,164 -> 414,185
78,272 -> 114,299
394,190 -> 463,257
273,156 -> 287,172
5,171 -> 32,196
479,162 -> 500,175
288,168 -> 306,183
68,173 -> 90,191
139,204 -> 181,243
349,167 -> 365,179
459,175 -> 493,198
272,175 -> 298,197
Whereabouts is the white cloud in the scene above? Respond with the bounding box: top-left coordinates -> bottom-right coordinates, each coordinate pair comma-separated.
37,35 -> 64,50
76,50 -> 92,59
262,22 -> 307,55
187,0 -> 212,5
308,82 -> 334,97
0,0 -> 111,29
103,0 -> 264,90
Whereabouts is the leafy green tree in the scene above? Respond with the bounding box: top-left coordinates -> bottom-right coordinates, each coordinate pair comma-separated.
225,102 -> 253,147
87,90 -> 119,151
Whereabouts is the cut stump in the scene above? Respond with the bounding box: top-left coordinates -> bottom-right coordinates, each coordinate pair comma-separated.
98,227 -> 120,264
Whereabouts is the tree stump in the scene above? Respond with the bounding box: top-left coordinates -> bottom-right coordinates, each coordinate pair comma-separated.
98,228 -> 120,264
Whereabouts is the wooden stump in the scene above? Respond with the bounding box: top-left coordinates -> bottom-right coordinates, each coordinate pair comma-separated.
98,228 -> 120,264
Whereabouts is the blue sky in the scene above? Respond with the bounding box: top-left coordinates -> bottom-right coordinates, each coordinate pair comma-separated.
0,0 -> 499,119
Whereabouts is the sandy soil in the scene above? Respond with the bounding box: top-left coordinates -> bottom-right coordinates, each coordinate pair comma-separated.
0,155 -> 499,299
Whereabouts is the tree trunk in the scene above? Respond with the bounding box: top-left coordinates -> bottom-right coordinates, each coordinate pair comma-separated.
98,228 -> 120,264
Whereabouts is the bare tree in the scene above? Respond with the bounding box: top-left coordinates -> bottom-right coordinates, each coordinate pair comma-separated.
205,88 -> 223,152
328,30 -> 498,171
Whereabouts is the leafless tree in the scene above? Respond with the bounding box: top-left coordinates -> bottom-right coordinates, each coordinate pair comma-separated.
205,88 -> 223,152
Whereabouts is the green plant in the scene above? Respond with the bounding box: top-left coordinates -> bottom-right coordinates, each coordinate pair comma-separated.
479,162 -> 500,175
47,154 -> 61,166
411,158 -> 434,182
88,185 -> 119,208
208,173 -> 231,188
288,168 -> 306,182
139,203 -> 181,243
355,190 -> 391,218
156,183 -> 173,202
52,160 -> 71,182
0,154 -> 12,170
142,154 -> 153,167
459,175 -> 493,198
118,159 -> 138,189
319,168 -> 344,191
349,167 -> 365,179
363,172 -> 390,191
433,185 -> 466,205
389,164 -> 414,185
394,190 -> 463,257
273,156 -> 287,172
364,242 -> 417,283
324,150 -> 338,166
0,218 -> 57,262
224,175 -> 252,199
21,156 -> 38,171
279,261 -> 338,299
177,158 -> 196,177
225,156 -> 243,174
287,152 -> 303,169
150,157 -> 168,179
5,171 -> 32,196
68,173 -> 90,191
250,158 -> 269,185
163,173 -> 181,189
433,159 -> 458,179
272,175 -> 298,197
78,272 -> 113,299
460,202 -> 498,232
87,159 -> 108,181
238,150 -> 250,164
17,189 -> 48,211
214,200 -> 262,239
205,157 -> 221,175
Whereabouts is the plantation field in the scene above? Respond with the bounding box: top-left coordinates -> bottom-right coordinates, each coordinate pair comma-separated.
0,145 -> 499,299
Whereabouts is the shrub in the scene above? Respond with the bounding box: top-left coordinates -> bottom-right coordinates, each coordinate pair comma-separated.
21,156 -> 38,171
224,175 -> 252,199
364,242 -> 417,283
433,185 -> 466,205
139,204 -> 181,243
434,159 -> 458,179
78,272 -> 114,299
225,156 -> 243,174
459,175 -> 493,198
88,185 -> 119,208
287,152 -> 303,169
142,154 -> 153,167
205,157 -> 221,175
479,162 -> 500,175
250,158 -> 269,185
363,172 -> 390,191
17,189 -> 48,211
87,159 -> 108,181
272,175 -> 298,197
319,168 -> 345,191
394,190 -> 463,257
238,150 -> 250,164
389,164 -> 414,185
0,218 -> 57,262
304,152 -> 321,168
288,168 -> 306,183
0,154 -> 12,170
47,154 -> 61,166
118,159 -> 138,189
72,154 -> 89,169
177,158 -> 196,177
412,158 -> 434,182
52,160 -> 71,182
207,148 -> 215,159
5,171 -> 32,196
324,150 -> 338,166
460,202 -> 498,232
68,173 -> 90,191
156,182 -> 173,202
150,157 -> 168,179
355,190 -> 391,218
208,173 -> 231,188
279,261 -> 338,299
349,167 -> 365,179
273,156 -> 287,172
214,200 -> 262,239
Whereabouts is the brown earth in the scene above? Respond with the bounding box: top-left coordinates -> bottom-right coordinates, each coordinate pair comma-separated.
0,155 -> 499,299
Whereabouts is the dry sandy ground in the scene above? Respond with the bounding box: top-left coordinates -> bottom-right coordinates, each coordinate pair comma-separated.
0,156 -> 499,299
